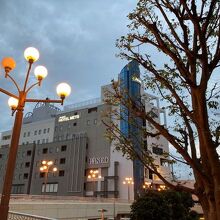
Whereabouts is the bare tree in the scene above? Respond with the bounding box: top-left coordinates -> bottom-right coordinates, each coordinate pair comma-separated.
104,1 -> 220,219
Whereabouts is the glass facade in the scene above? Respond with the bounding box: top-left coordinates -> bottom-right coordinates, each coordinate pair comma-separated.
119,60 -> 144,198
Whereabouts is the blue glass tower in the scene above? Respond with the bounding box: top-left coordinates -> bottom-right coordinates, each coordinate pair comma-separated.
119,60 -> 144,198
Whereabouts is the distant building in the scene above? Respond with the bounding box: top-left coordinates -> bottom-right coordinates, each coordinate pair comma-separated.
0,62 -> 171,199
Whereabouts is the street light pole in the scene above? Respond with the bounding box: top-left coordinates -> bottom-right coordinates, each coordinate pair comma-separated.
0,107 -> 23,219
0,47 -> 71,220
40,160 -> 57,194
123,177 -> 134,202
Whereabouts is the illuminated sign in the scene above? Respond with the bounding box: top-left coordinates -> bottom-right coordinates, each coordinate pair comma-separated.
88,156 -> 109,165
58,115 -> 80,122
132,76 -> 142,84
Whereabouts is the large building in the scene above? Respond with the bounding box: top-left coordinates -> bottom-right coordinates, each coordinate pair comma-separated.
0,62 -> 171,200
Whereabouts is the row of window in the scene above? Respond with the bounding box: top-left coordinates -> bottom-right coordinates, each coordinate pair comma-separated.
22,138 -> 49,145
23,128 -> 50,138
55,119 -> 98,132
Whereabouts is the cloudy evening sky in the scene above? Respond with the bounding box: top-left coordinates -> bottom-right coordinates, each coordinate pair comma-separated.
0,0 -> 137,131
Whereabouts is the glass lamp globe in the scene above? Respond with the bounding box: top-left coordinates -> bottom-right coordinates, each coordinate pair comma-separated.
53,167 -> 58,172
34,66 -> 48,80
24,47 -> 39,62
56,83 -> 71,98
47,161 -> 53,166
1,57 -> 16,72
8,97 -> 18,110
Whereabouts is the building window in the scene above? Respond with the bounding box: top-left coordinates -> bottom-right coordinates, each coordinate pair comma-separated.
2,135 -> 11,140
74,112 -> 78,115
88,107 -> 97,113
0,154 -> 2,158
73,122 -> 77,126
41,183 -> 58,193
43,129 -> 47,134
59,170 -> 65,176
42,148 -> 48,154
46,138 -> 49,143
40,172 -> 45,178
27,132 -> 30,137
25,162 -> 30,168
23,132 -> 26,137
42,139 -> 45,144
160,159 -> 169,167
94,119 -> 97,125
27,150 -> 32,156
34,130 -> 37,135
152,147 -> 163,155
59,126 -> 63,131
60,158 -> 66,164
61,145 -> 67,152
37,140 -> 40,144
23,173 -> 29,179
26,141 -> 29,145
38,130 -> 42,135
87,120 -> 90,125
47,128 -> 50,133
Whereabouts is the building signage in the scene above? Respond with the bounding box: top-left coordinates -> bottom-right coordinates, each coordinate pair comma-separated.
88,156 -> 109,165
132,75 -> 142,84
58,115 -> 80,122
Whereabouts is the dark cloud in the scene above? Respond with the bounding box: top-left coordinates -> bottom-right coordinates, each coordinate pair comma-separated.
0,0 -> 136,131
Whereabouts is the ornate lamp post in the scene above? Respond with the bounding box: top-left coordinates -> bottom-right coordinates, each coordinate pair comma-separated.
0,47 -> 71,220
123,177 -> 134,201
40,160 -> 57,194
87,169 -> 101,197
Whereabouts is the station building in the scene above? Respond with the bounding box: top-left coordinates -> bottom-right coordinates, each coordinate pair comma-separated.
0,61 -> 171,200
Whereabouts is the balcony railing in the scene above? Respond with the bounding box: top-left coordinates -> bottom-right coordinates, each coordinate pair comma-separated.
8,211 -> 57,220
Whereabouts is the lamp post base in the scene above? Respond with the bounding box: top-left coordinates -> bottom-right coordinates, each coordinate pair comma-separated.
0,204 -> 9,220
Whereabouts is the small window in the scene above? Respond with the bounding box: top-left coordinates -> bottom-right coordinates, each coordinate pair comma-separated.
42,148 -> 48,154
40,172 -> 45,178
37,140 -> 40,144
49,147 -> 53,153
73,122 -> 77,126
27,150 -> 32,156
60,158 -> 66,164
47,128 -> 50,133
23,173 -> 29,179
94,119 -> 97,125
27,132 -> 30,137
160,159 -> 169,167
25,162 -> 30,168
152,147 -> 163,155
87,120 -> 90,125
0,154 -> 2,158
88,107 -> 97,113
34,130 -> 37,135
46,138 -> 49,143
38,130 -> 42,135
43,129 -> 47,134
59,170 -> 65,176
60,126 -> 63,131
61,145 -> 67,152
74,112 -> 78,115
42,139 -> 45,144
23,132 -> 26,137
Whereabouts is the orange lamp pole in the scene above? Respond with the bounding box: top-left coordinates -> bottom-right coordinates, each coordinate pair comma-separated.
0,47 -> 71,220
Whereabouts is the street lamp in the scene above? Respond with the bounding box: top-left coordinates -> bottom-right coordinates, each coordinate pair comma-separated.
123,177 -> 134,202
87,169 -> 101,197
40,160 -> 57,194
0,47 -> 71,220
143,181 -> 151,192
